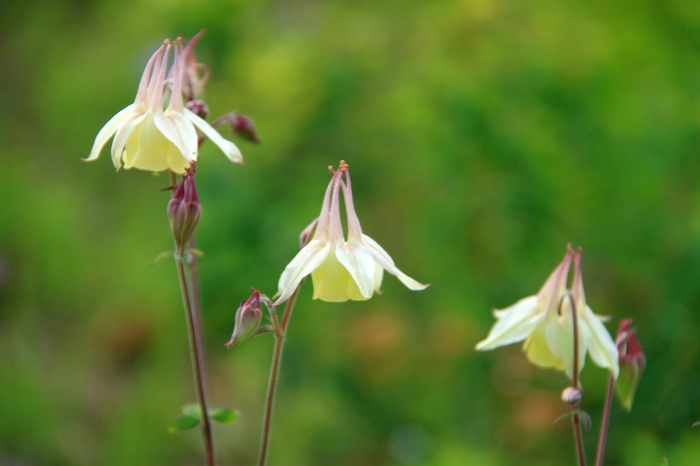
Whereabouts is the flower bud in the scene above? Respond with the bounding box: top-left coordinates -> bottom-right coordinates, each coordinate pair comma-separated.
230,114 -> 260,144
186,99 -> 209,119
167,170 -> 201,253
614,318 -> 646,411
225,289 -> 262,348
561,386 -> 583,405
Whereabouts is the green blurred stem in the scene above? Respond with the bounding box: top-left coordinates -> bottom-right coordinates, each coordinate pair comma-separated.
595,375 -> 615,466
171,171 -> 216,466
257,282 -> 303,466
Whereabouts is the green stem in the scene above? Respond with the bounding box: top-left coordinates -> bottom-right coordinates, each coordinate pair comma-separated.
595,375 -> 615,466
568,292 -> 586,466
171,172 -> 216,466
257,283 -> 303,466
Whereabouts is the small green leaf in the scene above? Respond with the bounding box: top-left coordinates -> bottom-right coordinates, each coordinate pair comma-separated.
210,408 -> 239,424
151,251 -> 173,266
168,404 -> 202,434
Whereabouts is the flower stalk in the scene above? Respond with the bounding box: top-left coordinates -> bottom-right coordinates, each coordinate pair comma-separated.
257,280 -> 303,466
565,291 -> 587,466
170,171 -> 216,466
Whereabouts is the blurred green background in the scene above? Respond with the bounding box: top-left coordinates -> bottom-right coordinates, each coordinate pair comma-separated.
1,0 -> 699,464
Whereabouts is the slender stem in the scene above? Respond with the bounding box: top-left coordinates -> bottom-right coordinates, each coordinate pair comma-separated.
257,282 -> 303,466
595,375 -> 615,466
568,292 -> 586,466
170,171 -> 216,466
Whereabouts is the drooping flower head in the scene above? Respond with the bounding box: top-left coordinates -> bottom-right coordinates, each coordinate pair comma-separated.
275,161 -> 428,305
476,246 -> 619,380
84,35 -> 241,173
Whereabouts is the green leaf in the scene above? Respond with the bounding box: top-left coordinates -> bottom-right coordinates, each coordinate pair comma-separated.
168,404 -> 202,434
210,408 -> 239,424
151,251 -> 173,266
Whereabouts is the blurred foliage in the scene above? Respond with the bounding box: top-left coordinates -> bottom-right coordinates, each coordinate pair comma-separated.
1,0 -> 700,465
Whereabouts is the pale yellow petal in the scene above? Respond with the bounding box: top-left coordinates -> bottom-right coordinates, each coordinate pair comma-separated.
275,239 -> 331,305
362,234 -> 428,290
84,104 -> 136,163
476,296 -> 542,350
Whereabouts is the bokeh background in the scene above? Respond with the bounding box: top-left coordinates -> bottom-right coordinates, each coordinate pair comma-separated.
1,0 -> 699,465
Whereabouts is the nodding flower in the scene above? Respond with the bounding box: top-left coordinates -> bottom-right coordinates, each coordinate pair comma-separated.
274,161 -> 429,305
476,246 -> 619,380
85,36 -> 241,173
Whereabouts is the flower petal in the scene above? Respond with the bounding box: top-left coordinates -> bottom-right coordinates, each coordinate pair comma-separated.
524,321 -> 564,372
275,239 -> 331,305
111,111 -> 146,169
311,251 -> 368,302
185,109 -> 242,163
155,110 -> 198,163
335,239 -> 375,299
362,234 -> 428,290
542,301 -> 593,380
581,306 -> 620,378
84,104 -> 136,162
476,296 -> 543,350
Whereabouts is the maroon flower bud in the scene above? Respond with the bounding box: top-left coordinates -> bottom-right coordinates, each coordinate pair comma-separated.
167,170 -> 201,254
186,99 -> 209,119
230,114 -> 260,144
225,289 -> 263,348
614,318 -> 646,411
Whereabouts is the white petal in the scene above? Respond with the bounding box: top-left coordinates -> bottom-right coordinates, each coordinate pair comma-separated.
362,234 -> 428,291
185,108 -> 243,163
524,320 -> 562,371
335,239 -> 376,299
544,309 -> 591,380
275,239 -> 331,305
84,105 -> 136,162
155,110 -> 198,163
476,296 -> 543,350
581,306 -> 620,378
111,112 -> 146,169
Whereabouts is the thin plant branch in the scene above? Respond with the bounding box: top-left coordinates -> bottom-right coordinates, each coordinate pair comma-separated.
257,281 -> 304,466
170,171 -> 216,466
561,291 -> 587,466
595,375 -> 615,466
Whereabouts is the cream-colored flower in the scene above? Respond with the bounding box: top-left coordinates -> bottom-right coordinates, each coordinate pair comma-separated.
84,39 -> 241,173
476,246 -> 619,379
275,162 -> 428,305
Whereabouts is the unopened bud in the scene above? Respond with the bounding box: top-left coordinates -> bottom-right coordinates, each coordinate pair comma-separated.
186,99 -> 209,119
561,386 -> 583,405
167,170 -> 201,253
225,289 -> 262,348
230,114 -> 260,144
614,318 -> 646,411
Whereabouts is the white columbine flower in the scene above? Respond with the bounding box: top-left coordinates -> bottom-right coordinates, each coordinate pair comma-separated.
476,246 -> 619,379
84,39 -> 241,173
275,161 -> 428,304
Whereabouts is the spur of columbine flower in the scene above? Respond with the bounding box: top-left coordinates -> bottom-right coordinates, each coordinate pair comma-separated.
275,161 -> 428,305
84,37 -> 241,173
476,246 -> 619,379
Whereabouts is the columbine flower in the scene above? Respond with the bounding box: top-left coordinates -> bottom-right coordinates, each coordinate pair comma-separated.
84,38 -> 241,173
275,161 -> 428,304
476,246 -> 619,380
